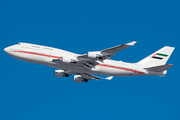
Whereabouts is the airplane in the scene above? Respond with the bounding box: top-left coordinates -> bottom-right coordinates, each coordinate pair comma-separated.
4,41 -> 175,82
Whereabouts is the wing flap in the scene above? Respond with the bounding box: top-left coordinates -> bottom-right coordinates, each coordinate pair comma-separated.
80,73 -> 113,81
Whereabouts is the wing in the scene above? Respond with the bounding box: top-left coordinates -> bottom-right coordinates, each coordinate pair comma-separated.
77,41 -> 136,61
54,69 -> 113,82
101,41 -> 136,54
73,73 -> 113,82
80,73 -> 113,80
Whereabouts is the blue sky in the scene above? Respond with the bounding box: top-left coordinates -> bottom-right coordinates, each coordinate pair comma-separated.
1,0 -> 180,120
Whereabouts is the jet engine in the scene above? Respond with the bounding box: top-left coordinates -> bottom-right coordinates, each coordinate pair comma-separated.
54,70 -> 69,77
73,75 -> 88,83
61,57 -> 76,63
53,57 -> 76,64
87,51 -> 103,59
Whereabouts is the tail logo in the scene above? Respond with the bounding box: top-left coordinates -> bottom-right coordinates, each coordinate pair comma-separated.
151,53 -> 168,60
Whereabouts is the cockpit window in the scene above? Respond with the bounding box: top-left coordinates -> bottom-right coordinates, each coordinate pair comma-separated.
16,43 -> 21,45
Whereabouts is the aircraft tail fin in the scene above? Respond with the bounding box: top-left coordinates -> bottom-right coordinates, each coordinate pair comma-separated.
144,64 -> 173,72
137,46 -> 175,68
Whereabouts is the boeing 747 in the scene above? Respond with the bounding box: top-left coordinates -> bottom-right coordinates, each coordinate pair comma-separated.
4,41 -> 175,82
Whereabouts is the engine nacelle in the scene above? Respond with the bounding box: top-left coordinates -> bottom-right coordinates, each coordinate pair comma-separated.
53,57 -> 76,64
73,75 -> 88,83
54,70 -> 69,77
61,57 -> 72,63
87,51 -> 103,59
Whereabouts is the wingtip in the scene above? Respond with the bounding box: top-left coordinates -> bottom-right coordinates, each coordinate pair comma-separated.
126,41 -> 137,46
105,76 -> 114,80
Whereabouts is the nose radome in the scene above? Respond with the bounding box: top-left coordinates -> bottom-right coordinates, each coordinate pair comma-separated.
4,47 -> 8,53
4,46 -> 11,53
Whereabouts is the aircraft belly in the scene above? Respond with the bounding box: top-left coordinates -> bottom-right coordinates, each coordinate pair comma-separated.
11,52 -> 42,64
48,62 -> 141,76
97,65 -> 138,76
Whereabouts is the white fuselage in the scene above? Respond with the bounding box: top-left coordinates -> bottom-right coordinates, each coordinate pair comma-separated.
4,43 -> 162,77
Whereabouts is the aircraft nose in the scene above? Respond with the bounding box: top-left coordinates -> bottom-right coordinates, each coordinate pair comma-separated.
4,47 -> 9,53
4,46 -> 12,54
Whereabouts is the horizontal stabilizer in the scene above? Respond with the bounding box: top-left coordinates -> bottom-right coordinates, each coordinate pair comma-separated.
144,64 -> 173,72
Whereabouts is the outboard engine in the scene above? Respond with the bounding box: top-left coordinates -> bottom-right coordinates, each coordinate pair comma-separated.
54,70 -> 69,77
73,75 -> 88,82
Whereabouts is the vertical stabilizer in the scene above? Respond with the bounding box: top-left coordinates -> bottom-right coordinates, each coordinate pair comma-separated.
137,46 -> 175,68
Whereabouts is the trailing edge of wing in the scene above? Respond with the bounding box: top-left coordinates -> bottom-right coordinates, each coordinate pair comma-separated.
80,73 -> 113,81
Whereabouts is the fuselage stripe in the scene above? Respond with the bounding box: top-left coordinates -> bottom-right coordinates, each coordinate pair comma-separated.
12,50 -> 144,74
98,64 -> 145,74
12,50 -> 62,59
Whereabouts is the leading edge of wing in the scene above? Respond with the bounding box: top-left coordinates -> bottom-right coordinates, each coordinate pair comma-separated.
101,41 -> 137,54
